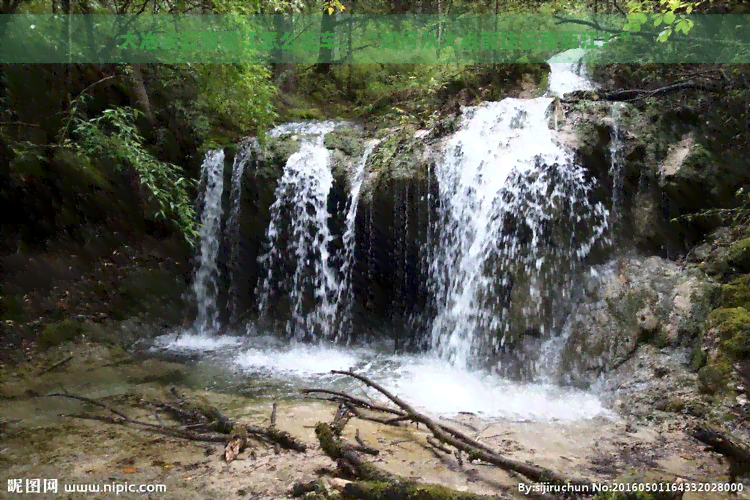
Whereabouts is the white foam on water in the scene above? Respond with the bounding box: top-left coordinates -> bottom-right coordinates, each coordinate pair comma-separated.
234,343 -> 364,377
210,340 -> 612,421
374,354 -> 613,421
151,332 -> 242,352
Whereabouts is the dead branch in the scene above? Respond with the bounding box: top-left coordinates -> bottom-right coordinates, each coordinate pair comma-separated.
603,81 -> 723,101
354,429 -> 379,456
344,404 -> 408,427
47,391 -> 306,453
330,370 -> 593,488
333,402 -> 353,436
301,388 -> 405,416
426,436 -> 453,455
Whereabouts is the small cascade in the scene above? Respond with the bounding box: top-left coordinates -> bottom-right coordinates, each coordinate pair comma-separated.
429,58 -> 610,371
335,139 -> 381,336
256,122 -> 339,341
608,103 -> 626,234
546,48 -> 594,96
191,149 -> 226,335
226,141 -> 255,324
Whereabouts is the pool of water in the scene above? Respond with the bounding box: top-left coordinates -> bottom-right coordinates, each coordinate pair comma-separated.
144,329 -> 615,422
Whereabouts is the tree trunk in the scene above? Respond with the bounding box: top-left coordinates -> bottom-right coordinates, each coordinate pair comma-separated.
316,8 -> 335,74
127,63 -> 154,125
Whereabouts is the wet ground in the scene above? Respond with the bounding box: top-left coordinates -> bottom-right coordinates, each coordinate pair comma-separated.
0,338 -> 746,500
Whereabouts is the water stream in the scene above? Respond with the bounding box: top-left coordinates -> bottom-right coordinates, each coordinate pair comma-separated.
429,51 -> 609,370
190,149 -> 225,335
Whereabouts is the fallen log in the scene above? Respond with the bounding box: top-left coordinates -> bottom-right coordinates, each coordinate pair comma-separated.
311,422 -> 496,500
689,422 -> 750,481
330,369 -> 593,489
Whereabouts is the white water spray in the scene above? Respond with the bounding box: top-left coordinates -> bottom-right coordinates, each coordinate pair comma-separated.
334,139 -> 381,335
429,57 -> 610,370
256,122 -> 345,342
226,142 -> 255,324
191,149 -> 225,335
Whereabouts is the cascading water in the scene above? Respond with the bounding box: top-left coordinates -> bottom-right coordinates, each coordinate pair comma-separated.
609,103 -> 626,233
156,50 -> 617,422
546,48 -> 594,96
429,53 -> 610,371
256,122 -> 354,342
334,139 -> 381,335
190,149 -> 226,335
226,141 -> 255,324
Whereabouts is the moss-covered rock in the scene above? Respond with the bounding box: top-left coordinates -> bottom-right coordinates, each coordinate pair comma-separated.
725,238 -> 750,274
341,481 -> 490,500
324,128 -> 367,158
690,344 -> 707,372
721,273 -> 750,308
706,307 -> 750,360
698,358 -> 733,395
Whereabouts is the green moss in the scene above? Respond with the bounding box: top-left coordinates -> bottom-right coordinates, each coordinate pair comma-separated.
287,108 -> 325,120
341,481 -> 490,500
324,128 -> 366,157
698,358 -> 732,395
690,344 -> 707,371
366,128 -> 426,182
721,273 -> 750,308
726,237 -> 750,273
38,319 -> 83,349
706,307 -> 750,359
655,397 -> 686,413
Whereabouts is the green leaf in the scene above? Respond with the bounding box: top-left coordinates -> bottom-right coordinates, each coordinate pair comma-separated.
657,27 -> 673,42
663,12 -> 676,24
653,14 -> 664,26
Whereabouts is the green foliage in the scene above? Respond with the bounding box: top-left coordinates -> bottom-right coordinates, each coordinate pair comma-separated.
624,0 -> 698,41
65,103 -> 199,246
191,63 -> 277,136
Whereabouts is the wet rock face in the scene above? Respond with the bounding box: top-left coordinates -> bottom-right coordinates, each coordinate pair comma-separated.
352,127 -> 439,346
214,135 -> 301,324
560,97 -> 750,258
558,255 -> 715,389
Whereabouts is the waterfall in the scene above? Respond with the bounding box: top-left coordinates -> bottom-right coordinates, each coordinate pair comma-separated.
429,56 -> 610,370
609,103 -> 625,234
226,141 -> 255,324
335,139 -> 380,337
546,48 -> 594,96
256,125 -> 380,342
191,149 -> 225,335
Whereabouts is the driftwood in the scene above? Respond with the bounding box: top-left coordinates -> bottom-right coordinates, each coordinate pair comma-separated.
37,355 -> 74,375
309,421 -> 496,500
689,422 -> 750,481
155,387 -> 307,452
45,389 -> 307,456
328,370 -> 593,489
